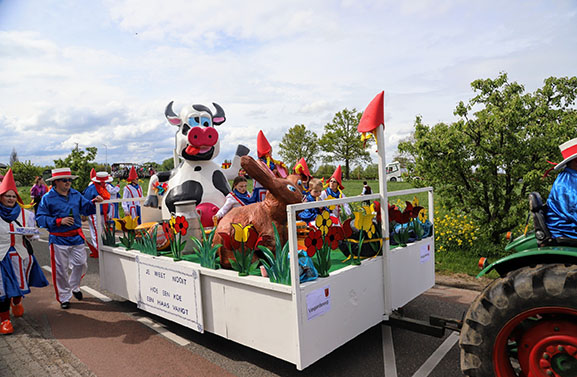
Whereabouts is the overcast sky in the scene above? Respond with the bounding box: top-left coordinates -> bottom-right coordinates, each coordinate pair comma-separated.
1,0 -> 575,169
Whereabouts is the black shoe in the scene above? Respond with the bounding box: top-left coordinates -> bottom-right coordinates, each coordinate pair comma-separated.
72,291 -> 83,301
60,302 -> 70,309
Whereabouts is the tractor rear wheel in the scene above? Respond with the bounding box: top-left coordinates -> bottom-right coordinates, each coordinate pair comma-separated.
459,264 -> 577,377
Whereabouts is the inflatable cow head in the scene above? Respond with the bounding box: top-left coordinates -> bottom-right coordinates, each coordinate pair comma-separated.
165,101 -> 226,161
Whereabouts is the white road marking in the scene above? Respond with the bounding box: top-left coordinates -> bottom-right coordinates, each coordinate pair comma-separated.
80,286 -> 112,302
37,238 -> 49,243
382,325 -> 398,377
411,331 -> 460,377
136,317 -> 191,346
42,265 -> 52,273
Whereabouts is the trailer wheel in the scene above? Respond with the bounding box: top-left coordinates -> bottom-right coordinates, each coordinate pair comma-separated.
459,264 -> 577,377
390,177 -> 397,182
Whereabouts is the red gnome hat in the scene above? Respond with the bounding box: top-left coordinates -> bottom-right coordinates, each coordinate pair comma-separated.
257,130 -> 272,158
127,166 -> 138,182
0,169 -> 22,203
90,168 -> 96,180
330,166 -> 344,190
294,158 -> 312,179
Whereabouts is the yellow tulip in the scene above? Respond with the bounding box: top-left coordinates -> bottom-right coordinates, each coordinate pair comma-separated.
232,223 -> 253,243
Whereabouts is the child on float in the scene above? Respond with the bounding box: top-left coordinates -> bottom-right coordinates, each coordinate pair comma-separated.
214,176 -> 256,222
253,131 -> 288,202
0,169 -> 49,334
293,158 -> 313,194
320,166 -> 352,223
298,178 -> 325,224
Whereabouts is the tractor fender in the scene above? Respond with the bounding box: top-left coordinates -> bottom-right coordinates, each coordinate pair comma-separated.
477,247 -> 577,278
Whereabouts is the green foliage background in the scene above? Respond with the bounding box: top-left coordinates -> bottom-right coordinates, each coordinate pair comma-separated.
398,73 -> 577,254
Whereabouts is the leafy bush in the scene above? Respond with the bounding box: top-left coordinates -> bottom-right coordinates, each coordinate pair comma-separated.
4,161 -> 44,186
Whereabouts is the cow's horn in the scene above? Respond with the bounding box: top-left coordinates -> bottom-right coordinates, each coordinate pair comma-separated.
212,102 -> 226,125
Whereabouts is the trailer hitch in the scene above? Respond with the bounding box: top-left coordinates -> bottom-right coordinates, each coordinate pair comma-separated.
383,312 -> 462,338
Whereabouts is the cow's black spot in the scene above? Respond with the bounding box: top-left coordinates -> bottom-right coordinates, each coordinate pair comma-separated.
157,171 -> 172,182
213,170 -> 230,196
194,166 -> 201,171
181,124 -> 190,135
165,181 -> 203,214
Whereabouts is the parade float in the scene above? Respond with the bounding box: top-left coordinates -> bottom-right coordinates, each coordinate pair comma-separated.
96,93 -> 438,370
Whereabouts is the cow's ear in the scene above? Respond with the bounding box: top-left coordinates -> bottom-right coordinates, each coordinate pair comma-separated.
165,101 -> 182,126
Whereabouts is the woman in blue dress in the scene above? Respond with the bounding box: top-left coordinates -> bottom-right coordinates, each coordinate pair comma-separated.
0,169 -> 49,334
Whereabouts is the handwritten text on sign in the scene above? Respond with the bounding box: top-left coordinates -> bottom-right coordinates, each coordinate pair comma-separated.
136,254 -> 204,333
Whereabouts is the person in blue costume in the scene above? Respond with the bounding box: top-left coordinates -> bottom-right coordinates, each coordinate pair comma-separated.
214,176 -> 256,222
37,168 -> 103,309
298,178 -> 324,224
546,137 -> 577,238
320,166 -> 351,223
0,169 -> 49,334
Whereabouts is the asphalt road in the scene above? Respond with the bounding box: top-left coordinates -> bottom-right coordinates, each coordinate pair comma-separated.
30,230 -> 479,377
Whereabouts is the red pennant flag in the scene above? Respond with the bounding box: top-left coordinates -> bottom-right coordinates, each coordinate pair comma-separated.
357,91 -> 384,133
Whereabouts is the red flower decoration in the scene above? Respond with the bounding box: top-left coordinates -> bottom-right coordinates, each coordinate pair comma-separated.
244,226 -> 262,250
162,221 -> 174,241
388,203 -> 399,223
405,201 -> 424,219
325,226 -> 344,250
219,232 -> 233,249
173,216 -> 189,236
341,218 -> 353,239
304,228 -> 323,257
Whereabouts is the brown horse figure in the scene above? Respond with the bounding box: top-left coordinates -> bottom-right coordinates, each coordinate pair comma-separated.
213,155 -> 303,269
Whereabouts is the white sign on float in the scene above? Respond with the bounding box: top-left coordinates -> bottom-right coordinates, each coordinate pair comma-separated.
420,243 -> 431,264
136,254 -> 204,333
306,286 -> 331,320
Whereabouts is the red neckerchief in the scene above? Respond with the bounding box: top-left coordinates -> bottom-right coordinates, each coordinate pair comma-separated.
94,183 -> 110,217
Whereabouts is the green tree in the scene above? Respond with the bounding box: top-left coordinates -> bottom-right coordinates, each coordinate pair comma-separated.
160,157 -> 174,171
319,108 -> 371,179
398,73 -> 577,249
278,124 -> 319,170
54,146 -> 98,190
363,164 -> 379,180
1,160 -> 44,186
9,148 -> 18,166
314,164 -> 336,179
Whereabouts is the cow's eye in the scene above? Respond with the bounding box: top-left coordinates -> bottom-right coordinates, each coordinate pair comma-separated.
201,116 -> 211,127
287,185 -> 297,192
188,117 -> 200,127
181,124 -> 190,135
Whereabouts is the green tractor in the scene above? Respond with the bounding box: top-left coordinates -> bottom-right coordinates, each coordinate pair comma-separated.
459,192 -> 577,376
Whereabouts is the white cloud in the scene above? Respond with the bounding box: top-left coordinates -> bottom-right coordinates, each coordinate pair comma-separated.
0,0 -> 575,170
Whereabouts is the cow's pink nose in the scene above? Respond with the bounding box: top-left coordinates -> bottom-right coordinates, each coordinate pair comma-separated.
187,127 -> 219,147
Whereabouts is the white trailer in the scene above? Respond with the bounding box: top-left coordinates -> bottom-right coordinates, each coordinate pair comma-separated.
96,111 -> 439,370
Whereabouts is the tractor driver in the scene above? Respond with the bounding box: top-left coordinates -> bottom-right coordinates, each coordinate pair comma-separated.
545,137 -> 577,239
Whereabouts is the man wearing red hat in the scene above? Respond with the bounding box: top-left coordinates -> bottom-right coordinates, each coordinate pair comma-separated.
83,171 -> 113,257
254,131 -> 288,202
122,166 -> 143,224
0,169 -> 49,333
320,165 -> 351,222
37,168 -> 103,309
546,138 -> 577,238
